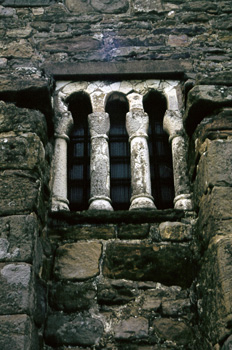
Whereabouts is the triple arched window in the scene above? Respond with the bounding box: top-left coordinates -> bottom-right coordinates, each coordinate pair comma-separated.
51,80 -> 193,212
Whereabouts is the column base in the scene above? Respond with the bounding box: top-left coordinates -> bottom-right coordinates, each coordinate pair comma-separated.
174,194 -> 193,210
129,194 -> 156,210
88,196 -> 113,211
51,196 -> 70,211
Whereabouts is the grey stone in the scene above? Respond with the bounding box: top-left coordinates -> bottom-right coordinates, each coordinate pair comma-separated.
0,314 -> 37,350
222,335 -> 232,350
152,318 -> 193,345
90,0 -> 129,14
159,221 -> 192,241
49,281 -> 96,312
54,242 -> 102,280
0,263 -> 33,314
114,317 -> 149,340
0,214 -> 38,262
45,313 -> 104,346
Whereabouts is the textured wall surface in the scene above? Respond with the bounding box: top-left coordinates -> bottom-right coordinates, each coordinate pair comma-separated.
0,0 -> 232,349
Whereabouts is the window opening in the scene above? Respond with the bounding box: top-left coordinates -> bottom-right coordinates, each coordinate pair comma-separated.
143,90 -> 174,209
67,92 -> 92,211
106,92 -> 130,210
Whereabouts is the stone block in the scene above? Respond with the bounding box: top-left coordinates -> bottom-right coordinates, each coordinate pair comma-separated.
114,317 -> 149,340
184,85 -> 232,135
197,187 -> 232,245
65,0 -> 94,13
159,221 -> 192,241
162,298 -> 191,316
0,170 -> 42,216
45,313 -> 104,346
194,140 -> 232,204
118,223 -> 149,239
0,134 -> 45,173
133,0 -> 163,13
103,242 -> 195,288
97,279 -> 137,305
152,318 -> 193,345
54,242 -> 102,280
0,314 -> 37,350
38,37 -> 101,54
0,214 -> 38,262
3,0 -> 51,5
0,39 -> 34,58
49,224 -> 115,240
0,102 -> 48,143
0,263 -> 33,314
197,235 -> 232,344
90,0 -> 129,13
49,281 -> 96,312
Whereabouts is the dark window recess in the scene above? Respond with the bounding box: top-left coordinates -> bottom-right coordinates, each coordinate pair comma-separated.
67,92 -> 92,211
106,92 -> 130,210
143,90 -> 175,209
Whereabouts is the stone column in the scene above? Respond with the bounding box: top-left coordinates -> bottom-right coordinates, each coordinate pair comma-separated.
163,110 -> 193,210
51,111 -> 73,211
88,112 -> 113,211
126,107 -> 156,210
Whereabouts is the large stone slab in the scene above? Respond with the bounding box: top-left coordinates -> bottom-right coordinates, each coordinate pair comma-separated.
0,134 -> 46,173
0,263 -> 33,314
0,101 -> 48,143
194,139 -> 232,204
152,318 -> 193,345
103,242 -> 195,288
0,170 -> 43,216
197,235 -> 232,345
0,314 -> 37,350
0,214 -> 38,262
184,85 -> 232,135
54,242 -> 102,280
197,187 -> 232,245
45,313 -> 104,346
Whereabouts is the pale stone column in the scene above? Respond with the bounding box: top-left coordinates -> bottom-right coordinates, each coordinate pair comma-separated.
51,111 -> 73,211
126,96 -> 156,210
163,110 -> 193,210
88,112 -> 113,211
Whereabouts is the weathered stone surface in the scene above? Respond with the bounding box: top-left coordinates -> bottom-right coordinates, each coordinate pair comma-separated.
0,133 -> 45,173
0,214 -> 38,262
103,242 -> 195,288
159,221 -> 192,241
0,314 -> 37,350
0,102 -> 48,143
221,335 -> 232,350
114,317 -> 149,340
0,263 -> 33,314
65,0 -> 94,13
197,187 -> 232,245
118,223 -> 149,239
152,318 -> 193,345
90,0 -> 129,14
38,37 -> 101,53
0,170 -> 43,216
49,224 -> 115,240
162,298 -> 191,316
54,242 -> 102,280
0,39 -> 34,58
97,279 -> 137,305
3,0 -> 51,5
0,77 -> 52,124
49,281 -> 96,312
194,139 -> 232,204
184,85 -> 232,135
197,235 -> 232,344
45,313 -> 104,346
133,0 -> 163,13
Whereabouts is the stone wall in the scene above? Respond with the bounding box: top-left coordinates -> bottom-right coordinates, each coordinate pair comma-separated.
0,0 -> 232,349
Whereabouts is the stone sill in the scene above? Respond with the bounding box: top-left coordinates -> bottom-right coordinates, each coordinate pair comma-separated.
49,208 -> 189,225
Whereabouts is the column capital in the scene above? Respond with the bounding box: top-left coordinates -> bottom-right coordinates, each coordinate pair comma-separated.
54,111 -> 73,139
163,109 -> 184,141
126,110 -> 149,139
88,112 -> 110,138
